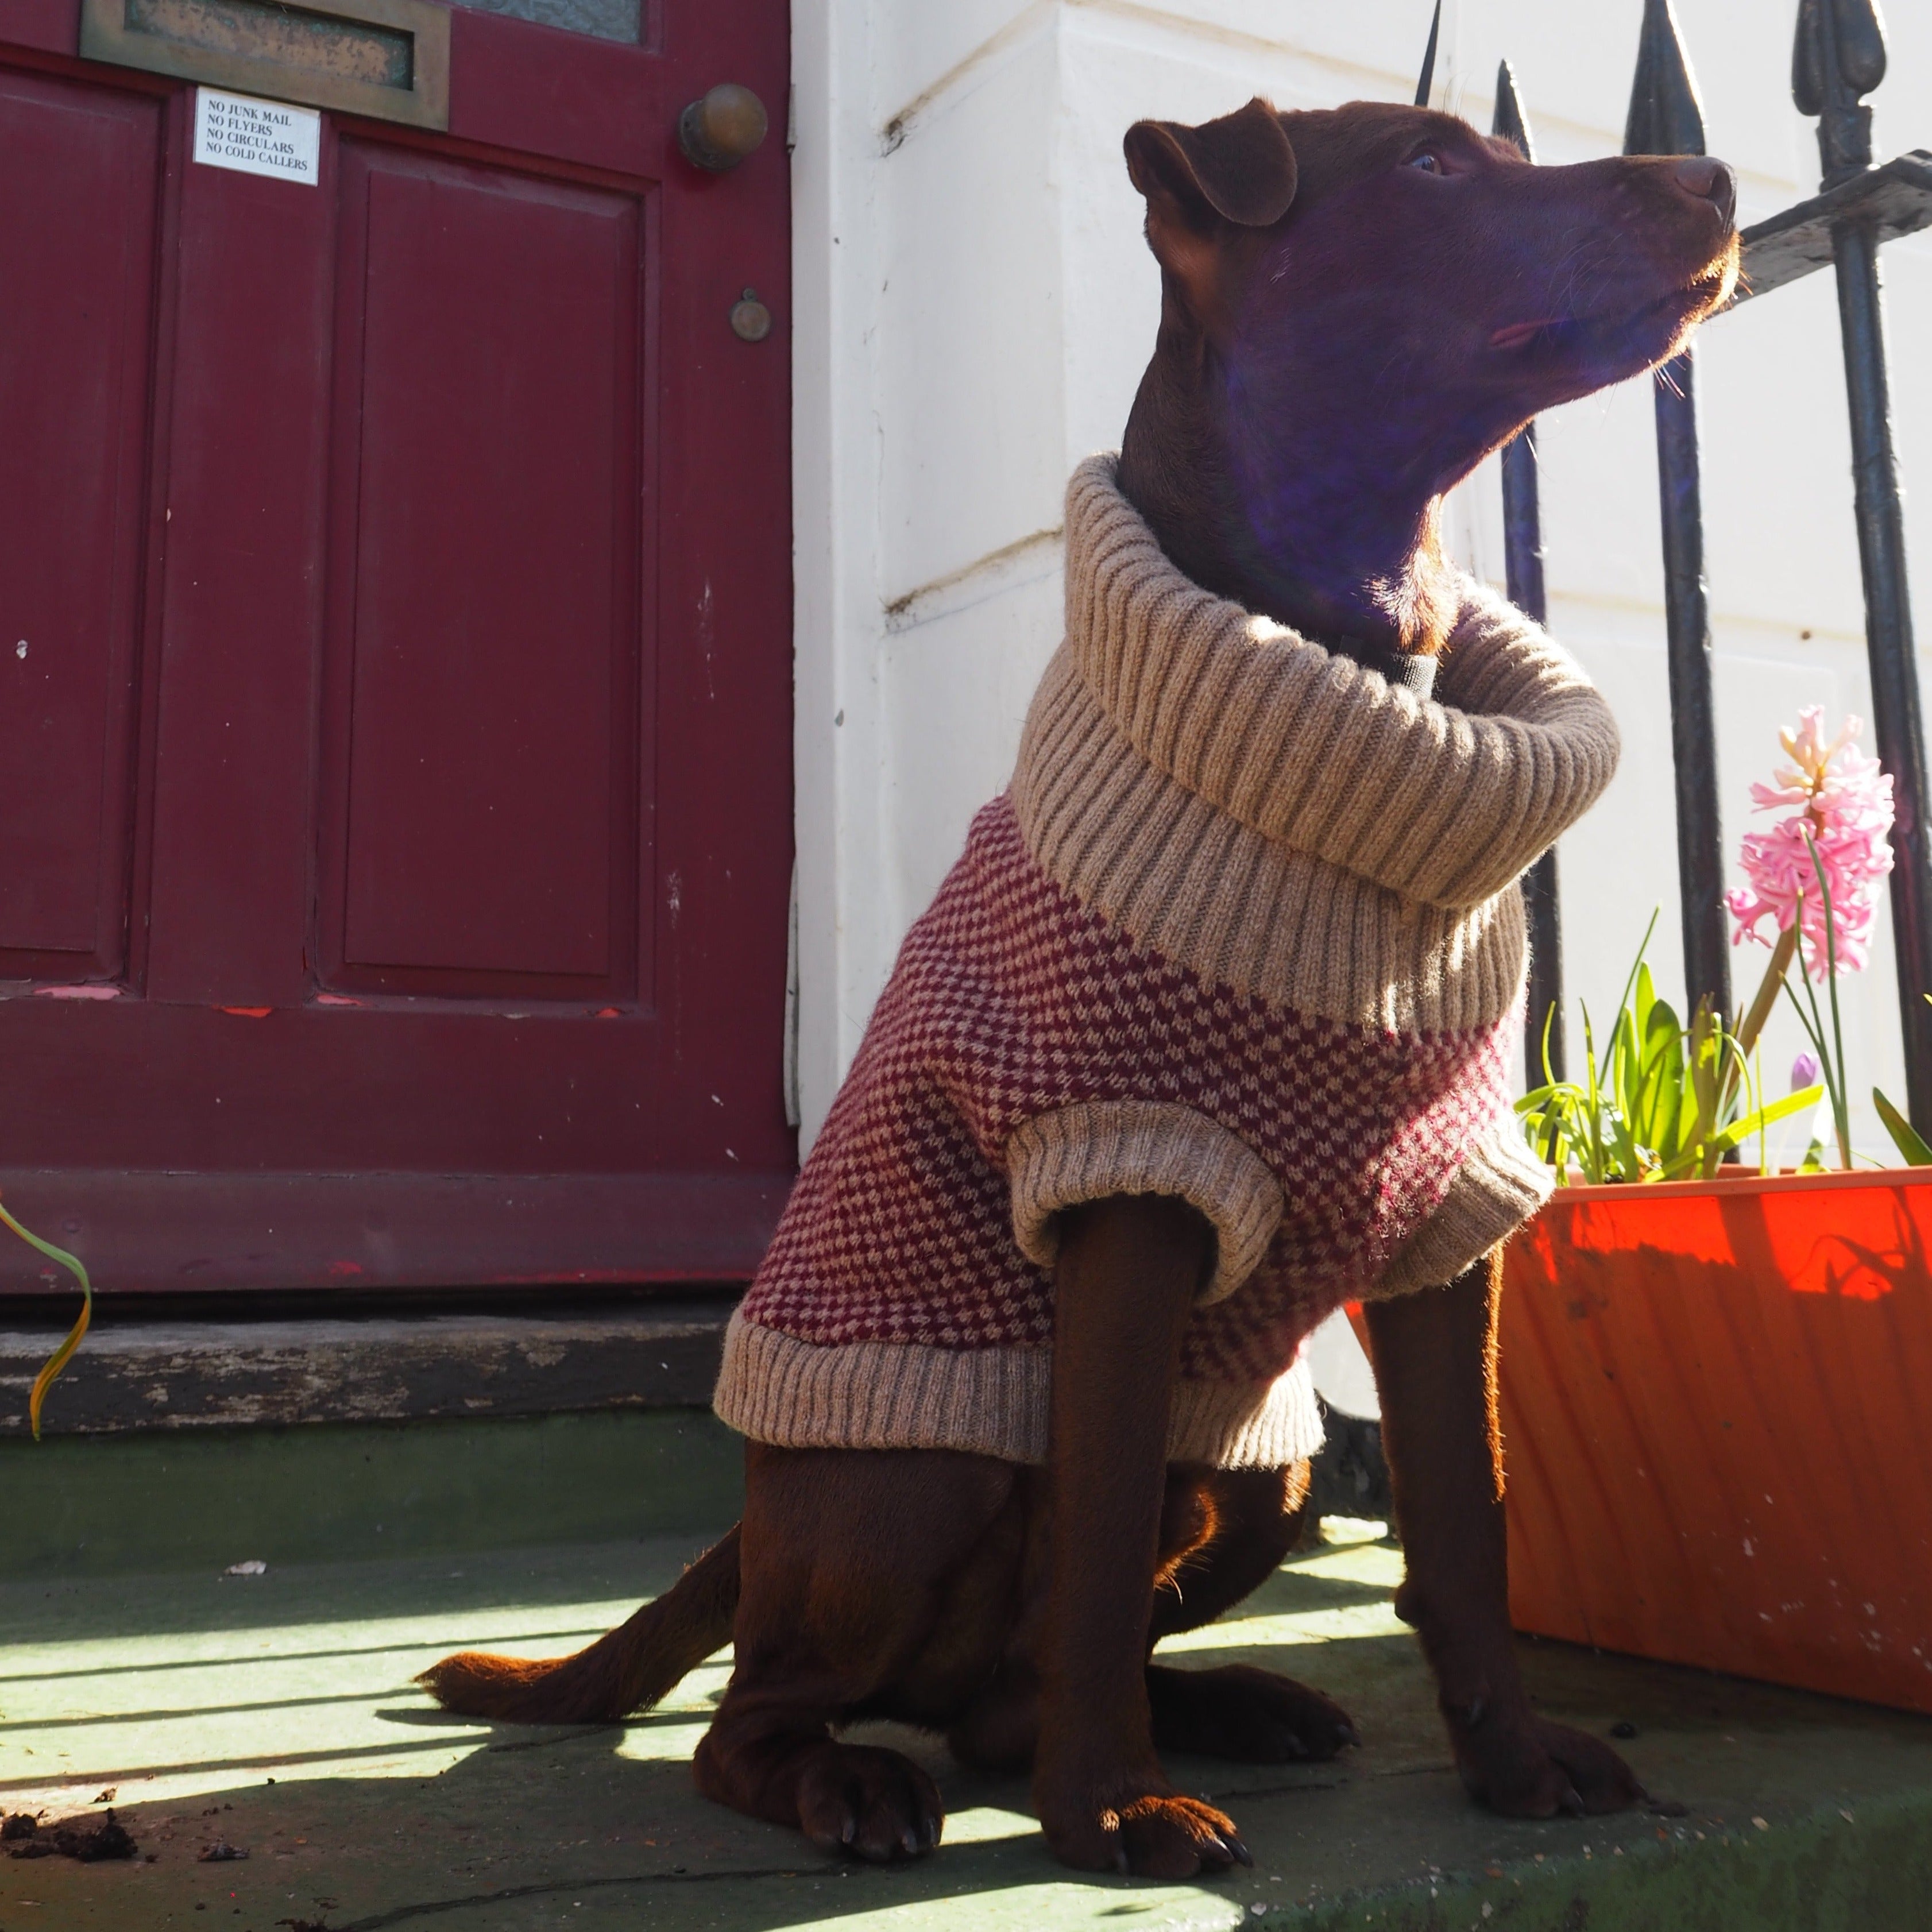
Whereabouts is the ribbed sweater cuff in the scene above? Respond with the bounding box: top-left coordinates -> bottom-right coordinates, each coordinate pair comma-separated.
1007,1101 -> 1283,1304
712,1311 -> 1326,1469
1374,1119 -> 1554,1298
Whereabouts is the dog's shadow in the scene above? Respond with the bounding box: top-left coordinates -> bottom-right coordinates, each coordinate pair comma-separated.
262,1699 -> 1092,1929
335,1547 -> 1420,1926
349,1675 -> 1371,1918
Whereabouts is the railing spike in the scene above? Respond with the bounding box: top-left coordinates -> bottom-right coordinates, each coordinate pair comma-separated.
1832,0 -> 1887,96
1491,57 -> 1534,163
1800,0 -> 1885,184
1624,0 -> 1706,159
1796,0 -> 1887,116
1792,0 -> 1825,117
1415,0 -> 1441,110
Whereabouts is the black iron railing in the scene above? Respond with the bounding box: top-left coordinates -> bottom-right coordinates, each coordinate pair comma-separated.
1625,2 -> 1733,1039
1478,0 -> 1932,1115
1487,65 -> 1567,1084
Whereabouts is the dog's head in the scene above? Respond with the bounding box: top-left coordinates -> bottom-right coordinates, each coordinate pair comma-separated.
1118,97 -> 1740,644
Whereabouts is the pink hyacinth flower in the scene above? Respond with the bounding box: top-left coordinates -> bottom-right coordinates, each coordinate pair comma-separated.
1725,706 -> 1895,979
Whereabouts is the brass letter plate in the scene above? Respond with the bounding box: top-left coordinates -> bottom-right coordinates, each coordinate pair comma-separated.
81,0 -> 450,131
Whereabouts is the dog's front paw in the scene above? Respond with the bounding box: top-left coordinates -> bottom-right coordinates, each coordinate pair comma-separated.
795,1742 -> 944,1862
1037,1769 -> 1250,1878
1452,1710 -> 1644,1818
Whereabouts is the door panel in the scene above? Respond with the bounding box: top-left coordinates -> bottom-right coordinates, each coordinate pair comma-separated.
0,70 -> 160,980
142,99 -> 334,1010
0,2 -> 793,1292
446,9 -> 670,178
328,146 -> 642,997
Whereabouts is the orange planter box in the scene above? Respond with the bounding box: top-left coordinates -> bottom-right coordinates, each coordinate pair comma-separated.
1498,1168 -> 1932,1714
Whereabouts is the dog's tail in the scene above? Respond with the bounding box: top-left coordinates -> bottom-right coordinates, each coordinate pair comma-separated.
416,1525 -> 741,1725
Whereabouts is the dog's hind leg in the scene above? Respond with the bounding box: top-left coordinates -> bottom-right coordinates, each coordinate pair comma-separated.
1143,1465 -> 1359,1764
418,1526 -> 740,1724
693,1442 -> 1019,1863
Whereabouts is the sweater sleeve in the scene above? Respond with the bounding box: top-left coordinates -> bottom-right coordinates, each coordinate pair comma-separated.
1006,1100 -> 1283,1304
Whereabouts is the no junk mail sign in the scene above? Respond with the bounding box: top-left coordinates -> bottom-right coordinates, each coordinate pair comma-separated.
192,86 -> 322,184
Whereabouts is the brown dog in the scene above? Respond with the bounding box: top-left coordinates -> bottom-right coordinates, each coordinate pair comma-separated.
422,99 -> 1739,1879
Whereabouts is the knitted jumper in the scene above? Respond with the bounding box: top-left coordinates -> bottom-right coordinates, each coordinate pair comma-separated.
715,456 -> 1620,1470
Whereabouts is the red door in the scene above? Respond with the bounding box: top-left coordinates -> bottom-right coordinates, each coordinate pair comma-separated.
0,0 -> 793,1292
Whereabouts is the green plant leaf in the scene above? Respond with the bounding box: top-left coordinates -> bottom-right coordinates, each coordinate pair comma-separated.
1524,917 -> 1671,1185
1686,1000 -> 1722,1176
1703,1025 -> 1755,1176
1655,1084 -> 1825,1178
1710,1083 -> 1823,1151
1608,1109 -> 1647,1182
0,1200 -> 92,1442
1611,1007 -> 1636,1118
1637,998 -> 1683,1155
1873,1087 -> 1932,1166
1515,1082 -> 1579,1112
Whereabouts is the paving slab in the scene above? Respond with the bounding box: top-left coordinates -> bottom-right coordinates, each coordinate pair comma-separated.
3,1524 -> 1929,1932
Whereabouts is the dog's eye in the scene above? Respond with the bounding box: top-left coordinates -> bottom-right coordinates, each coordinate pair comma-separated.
1405,150 -> 1444,175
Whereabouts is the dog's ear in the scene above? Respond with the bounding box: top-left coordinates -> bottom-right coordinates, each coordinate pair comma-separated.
1124,98 -> 1297,318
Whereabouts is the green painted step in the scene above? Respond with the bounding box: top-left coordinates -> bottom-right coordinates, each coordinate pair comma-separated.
0,1408 -> 745,1579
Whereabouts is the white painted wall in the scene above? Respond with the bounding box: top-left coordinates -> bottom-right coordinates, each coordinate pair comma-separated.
790,0 -> 1932,1166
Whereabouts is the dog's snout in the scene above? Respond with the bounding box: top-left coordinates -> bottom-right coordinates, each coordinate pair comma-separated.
1671,156 -> 1737,227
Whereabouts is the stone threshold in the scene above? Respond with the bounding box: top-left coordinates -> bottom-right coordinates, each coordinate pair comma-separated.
0,1296 -> 736,1435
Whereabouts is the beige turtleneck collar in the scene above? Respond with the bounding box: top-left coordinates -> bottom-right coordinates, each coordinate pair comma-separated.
1011,455 -> 1621,1036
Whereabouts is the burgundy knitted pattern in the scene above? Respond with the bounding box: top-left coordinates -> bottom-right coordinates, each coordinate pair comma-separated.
739,795 -> 1516,1387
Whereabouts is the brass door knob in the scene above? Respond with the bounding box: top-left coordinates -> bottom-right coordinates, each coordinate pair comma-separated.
678,84 -> 768,172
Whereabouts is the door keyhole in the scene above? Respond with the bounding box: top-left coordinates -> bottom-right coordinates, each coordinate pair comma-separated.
731,288 -> 772,342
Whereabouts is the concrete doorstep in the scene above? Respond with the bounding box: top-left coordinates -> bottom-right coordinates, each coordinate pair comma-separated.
2,1410 -> 1930,1930
0,1301 -> 735,1437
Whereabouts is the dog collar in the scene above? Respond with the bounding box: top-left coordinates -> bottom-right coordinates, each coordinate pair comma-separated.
1386,651 -> 1438,700
1346,642 -> 1439,701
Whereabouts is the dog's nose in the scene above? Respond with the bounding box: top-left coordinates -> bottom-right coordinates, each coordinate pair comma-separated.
1672,155 -> 1737,226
